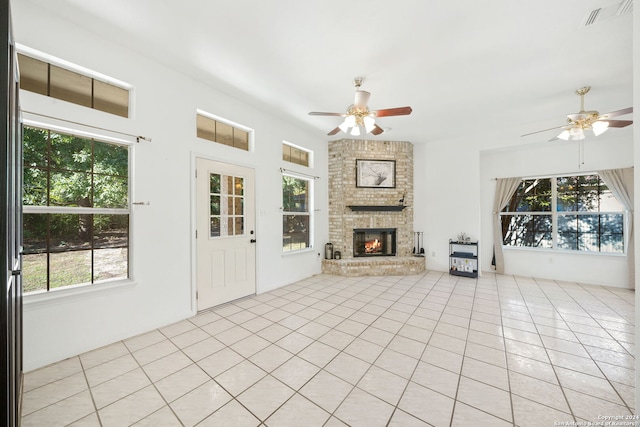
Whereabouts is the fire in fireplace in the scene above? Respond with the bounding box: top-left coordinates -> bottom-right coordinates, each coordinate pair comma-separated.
364,239 -> 382,253
353,228 -> 396,257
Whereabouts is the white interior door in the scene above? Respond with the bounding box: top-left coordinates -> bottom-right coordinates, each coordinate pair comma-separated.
196,158 -> 256,310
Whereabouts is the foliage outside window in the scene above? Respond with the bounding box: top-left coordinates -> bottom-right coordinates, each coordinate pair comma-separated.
22,126 -> 130,293
17,53 -> 130,118
501,174 -> 624,253
282,175 -> 312,252
209,173 -> 245,238
196,112 -> 250,151
282,142 -> 310,167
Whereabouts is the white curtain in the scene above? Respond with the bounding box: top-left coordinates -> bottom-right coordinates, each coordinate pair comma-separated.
599,168 -> 634,289
492,177 -> 522,274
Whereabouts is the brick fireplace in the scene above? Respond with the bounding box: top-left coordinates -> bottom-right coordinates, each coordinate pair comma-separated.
322,138 -> 425,276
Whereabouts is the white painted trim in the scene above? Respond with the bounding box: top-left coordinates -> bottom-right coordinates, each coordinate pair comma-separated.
282,139 -> 314,168
16,43 -> 133,90
281,171 -> 314,253
23,117 -> 135,146
195,109 -> 256,152
23,206 -> 129,215
17,44 -> 135,120
502,245 -> 626,257
22,121 -> 135,295
282,248 -> 315,256
23,279 -> 137,308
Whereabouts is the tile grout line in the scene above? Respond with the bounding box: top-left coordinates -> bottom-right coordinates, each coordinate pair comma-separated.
519,276 -> 582,422
301,273 -> 433,425
202,273 -> 423,425
20,272 -> 636,426
319,272 -> 433,426
530,277 -> 634,414
77,355 -> 105,427
447,275 -> 480,427
492,274 -> 518,427
452,275 -> 518,426
540,278 -> 635,414
351,273 -> 444,426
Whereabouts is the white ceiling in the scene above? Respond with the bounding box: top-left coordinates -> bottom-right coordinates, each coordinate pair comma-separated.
16,0 -> 634,146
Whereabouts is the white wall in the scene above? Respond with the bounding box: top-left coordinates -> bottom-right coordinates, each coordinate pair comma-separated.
414,138 -> 482,272
14,5 -> 327,371
633,0 -> 640,415
415,130 -> 633,288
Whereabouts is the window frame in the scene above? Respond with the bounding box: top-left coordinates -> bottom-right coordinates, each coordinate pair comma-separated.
17,44 -> 133,118
281,172 -> 314,254
196,109 -> 254,152
282,140 -> 312,168
21,120 -> 133,295
500,173 -> 626,255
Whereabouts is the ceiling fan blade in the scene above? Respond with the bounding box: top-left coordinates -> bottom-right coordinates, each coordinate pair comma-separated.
548,135 -> 561,142
371,124 -> 384,135
309,111 -> 347,117
372,106 -> 413,117
599,106 -> 633,119
604,119 -> 633,128
327,127 -> 341,136
521,125 -> 567,137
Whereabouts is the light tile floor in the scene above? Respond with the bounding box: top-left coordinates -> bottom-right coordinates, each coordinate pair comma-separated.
21,272 -> 636,426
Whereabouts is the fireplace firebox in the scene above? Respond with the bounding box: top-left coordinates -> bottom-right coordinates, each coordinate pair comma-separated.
353,228 -> 396,257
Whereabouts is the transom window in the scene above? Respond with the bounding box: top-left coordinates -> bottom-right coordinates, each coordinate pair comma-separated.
282,174 -> 312,252
22,125 -> 130,292
196,112 -> 250,151
501,174 -> 624,253
17,53 -> 130,118
282,141 -> 311,167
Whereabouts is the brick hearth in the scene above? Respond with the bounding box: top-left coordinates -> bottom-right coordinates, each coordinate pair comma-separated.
322,256 -> 425,276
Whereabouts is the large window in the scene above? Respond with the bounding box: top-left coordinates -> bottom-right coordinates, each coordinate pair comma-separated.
22,126 -> 130,293
501,174 -> 624,253
282,174 -> 312,252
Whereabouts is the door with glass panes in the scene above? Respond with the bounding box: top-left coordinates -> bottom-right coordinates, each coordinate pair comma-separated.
196,158 -> 256,310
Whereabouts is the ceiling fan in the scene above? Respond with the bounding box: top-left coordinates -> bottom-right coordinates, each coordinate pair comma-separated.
522,86 -> 633,142
309,78 -> 412,136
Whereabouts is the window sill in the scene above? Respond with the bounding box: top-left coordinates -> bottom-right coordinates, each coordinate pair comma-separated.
502,246 -> 626,257
23,278 -> 137,308
282,248 -> 315,257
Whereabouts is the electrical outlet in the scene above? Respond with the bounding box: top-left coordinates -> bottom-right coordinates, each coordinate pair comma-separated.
431,251 -> 436,257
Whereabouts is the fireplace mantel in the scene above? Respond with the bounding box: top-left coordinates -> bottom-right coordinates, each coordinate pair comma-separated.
347,205 -> 407,212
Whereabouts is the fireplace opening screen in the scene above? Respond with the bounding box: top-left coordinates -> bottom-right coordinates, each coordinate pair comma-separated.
353,228 -> 396,257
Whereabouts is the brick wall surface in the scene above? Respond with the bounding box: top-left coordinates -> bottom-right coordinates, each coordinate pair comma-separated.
326,138 -> 415,260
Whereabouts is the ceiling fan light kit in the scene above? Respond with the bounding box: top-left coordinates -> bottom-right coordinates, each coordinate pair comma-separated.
363,115 -> 376,133
521,86 -> 632,142
309,78 -> 412,137
591,120 -> 609,136
554,86 -> 609,141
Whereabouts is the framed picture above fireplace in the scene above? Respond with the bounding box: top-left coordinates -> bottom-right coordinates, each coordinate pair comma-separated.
356,159 -> 396,188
